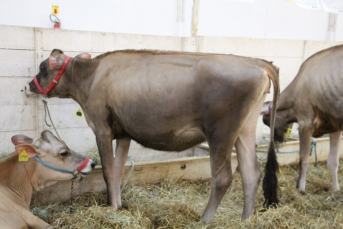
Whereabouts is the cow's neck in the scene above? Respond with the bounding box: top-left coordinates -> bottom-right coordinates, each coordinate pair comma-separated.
0,154 -> 36,207
64,58 -> 99,105
278,85 -> 295,110
276,87 -> 297,124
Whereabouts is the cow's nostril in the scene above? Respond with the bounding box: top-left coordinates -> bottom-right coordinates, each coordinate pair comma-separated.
91,162 -> 96,169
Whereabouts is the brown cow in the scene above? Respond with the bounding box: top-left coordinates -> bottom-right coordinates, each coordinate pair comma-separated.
25,49 -> 280,222
0,130 -> 95,229
262,45 -> 343,192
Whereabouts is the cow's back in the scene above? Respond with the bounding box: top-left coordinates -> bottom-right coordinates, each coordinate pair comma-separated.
291,46 -> 343,116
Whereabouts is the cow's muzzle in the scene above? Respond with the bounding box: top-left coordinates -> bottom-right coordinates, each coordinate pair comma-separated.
24,82 -> 36,96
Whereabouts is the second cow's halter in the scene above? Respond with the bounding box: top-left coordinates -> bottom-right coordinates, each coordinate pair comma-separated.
33,155 -> 90,176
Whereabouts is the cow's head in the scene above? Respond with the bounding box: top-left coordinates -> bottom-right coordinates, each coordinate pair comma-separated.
11,130 -> 95,189
261,101 -> 293,143
25,49 -> 91,97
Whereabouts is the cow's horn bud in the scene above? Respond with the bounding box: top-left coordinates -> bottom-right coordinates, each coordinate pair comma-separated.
49,56 -> 63,69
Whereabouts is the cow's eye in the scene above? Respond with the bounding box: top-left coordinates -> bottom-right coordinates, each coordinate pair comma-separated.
60,151 -> 69,157
39,65 -> 45,72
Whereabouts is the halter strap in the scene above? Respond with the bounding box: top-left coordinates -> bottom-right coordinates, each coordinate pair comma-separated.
33,156 -> 89,176
34,56 -> 71,95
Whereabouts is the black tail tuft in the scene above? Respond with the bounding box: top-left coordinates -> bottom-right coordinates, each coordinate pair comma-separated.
262,141 -> 279,208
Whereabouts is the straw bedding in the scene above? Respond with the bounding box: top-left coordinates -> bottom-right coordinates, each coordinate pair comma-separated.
31,160 -> 343,228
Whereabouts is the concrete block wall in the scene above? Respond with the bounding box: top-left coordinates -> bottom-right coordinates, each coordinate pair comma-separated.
0,24 -> 342,161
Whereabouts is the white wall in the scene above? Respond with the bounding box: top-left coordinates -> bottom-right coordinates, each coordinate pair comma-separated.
1,24 -> 342,158
199,0 -> 332,40
0,0 -> 343,160
0,0 -> 193,37
0,0 -> 342,41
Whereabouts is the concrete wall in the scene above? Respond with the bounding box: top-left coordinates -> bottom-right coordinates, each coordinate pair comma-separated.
0,0 -> 342,40
0,24 -> 342,161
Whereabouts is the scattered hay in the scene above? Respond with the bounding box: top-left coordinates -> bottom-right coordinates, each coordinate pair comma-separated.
86,148 -> 101,166
31,160 -> 343,228
0,151 -> 9,159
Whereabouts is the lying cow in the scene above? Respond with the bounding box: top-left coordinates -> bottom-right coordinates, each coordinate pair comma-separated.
262,44 -> 343,191
26,49 -> 280,222
0,130 -> 95,229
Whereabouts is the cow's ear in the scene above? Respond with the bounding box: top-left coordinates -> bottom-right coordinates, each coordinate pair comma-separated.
11,135 -> 33,145
50,49 -> 64,56
49,56 -> 63,70
75,53 -> 91,59
15,144 -> 38,158
260,101 -> 272,115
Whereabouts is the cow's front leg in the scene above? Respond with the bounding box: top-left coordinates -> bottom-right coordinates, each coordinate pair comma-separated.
328,131 -> 341,191
95,128 -> 117,207
296,126 -> 313,191
114,138 -> 131,208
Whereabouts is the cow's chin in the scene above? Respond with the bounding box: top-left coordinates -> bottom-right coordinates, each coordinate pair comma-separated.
80,172 -> 91,177
79,166 -> 94,177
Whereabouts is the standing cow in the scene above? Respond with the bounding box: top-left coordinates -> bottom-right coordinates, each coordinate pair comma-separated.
262,45 -> 343,192
0,130 -> 95,229
25,49 -> 280,222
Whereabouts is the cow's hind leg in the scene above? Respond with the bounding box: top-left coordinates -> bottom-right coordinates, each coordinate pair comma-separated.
114,138 -> 131,208
201,137 -> 235,223
235,93 -> 265,221
328,131 -> 341,191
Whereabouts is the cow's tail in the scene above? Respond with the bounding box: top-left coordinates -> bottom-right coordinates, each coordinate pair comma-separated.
262,62 -> 280,208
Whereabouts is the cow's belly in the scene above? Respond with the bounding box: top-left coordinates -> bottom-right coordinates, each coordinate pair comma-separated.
312,106 -> 343,137
131,129 -> 206,152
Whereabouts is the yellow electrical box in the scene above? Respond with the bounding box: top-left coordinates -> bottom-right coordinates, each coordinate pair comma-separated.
52,5 -> 59,15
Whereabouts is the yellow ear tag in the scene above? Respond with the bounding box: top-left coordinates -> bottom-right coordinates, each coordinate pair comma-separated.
75,108 -> 83,118
286,128 -> 291,137
19,150 -> 28,162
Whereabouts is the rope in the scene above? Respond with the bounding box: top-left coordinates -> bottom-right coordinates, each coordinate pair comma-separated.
256,139 -> 318,166
67,177 -> 76,214
43,99 -> 61,140
309,139 -> 318,167
121,157 -> 135,191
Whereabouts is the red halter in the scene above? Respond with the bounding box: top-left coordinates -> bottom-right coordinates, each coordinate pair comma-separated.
77,157 -> 90,173
34,56 -> 71,95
